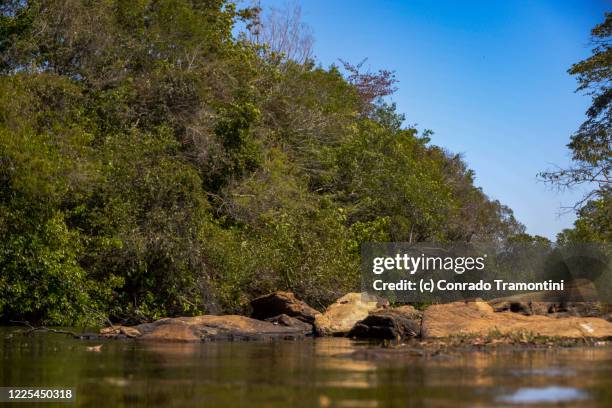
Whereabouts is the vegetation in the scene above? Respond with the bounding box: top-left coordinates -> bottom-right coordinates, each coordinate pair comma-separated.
0,0 -> 554,326
541,13 -> 611,243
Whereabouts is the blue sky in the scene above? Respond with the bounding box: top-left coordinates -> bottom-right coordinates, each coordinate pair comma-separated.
255,0 -> 609,240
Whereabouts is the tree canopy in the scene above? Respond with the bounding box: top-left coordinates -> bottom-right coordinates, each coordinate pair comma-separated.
1,0 -> 527,325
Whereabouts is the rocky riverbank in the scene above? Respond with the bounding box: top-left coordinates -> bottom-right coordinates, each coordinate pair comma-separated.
97,291 -> 612,344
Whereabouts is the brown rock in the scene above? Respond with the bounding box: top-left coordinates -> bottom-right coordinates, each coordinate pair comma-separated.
100,315 -> 308,342
422,300 -> 612,339
250,291 -> 321,323
348,305 -> 422,340
315,293 -> 390,336
140,320 -> 199,342
488,280 -> 609,318
265,314 -> 314,335
490,299 -> 609,319
119,326 -> 141,338
99,326 -> 120,335
98,325 -> 140,338
489,300 -> 534,315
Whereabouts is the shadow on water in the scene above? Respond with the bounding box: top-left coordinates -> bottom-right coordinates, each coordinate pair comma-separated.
1,328 -> 611,407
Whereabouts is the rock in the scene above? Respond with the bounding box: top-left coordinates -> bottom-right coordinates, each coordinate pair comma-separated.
348,305 -> 422,340
250,291 -> 320,323
99,326 -> 120,335
421,300 -> 612,339
490,299 -> 609,319
120,326 -> 141,338
489,300 -> 534,315
265,314 -> 314,335
139,320 -> 199,341
100,315 -> 308,342
98,325 -> 141,338
488,280 -> 609,319
315,293 -> 389,336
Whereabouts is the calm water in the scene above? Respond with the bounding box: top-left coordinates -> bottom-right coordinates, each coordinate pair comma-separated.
1,328 -> 611,407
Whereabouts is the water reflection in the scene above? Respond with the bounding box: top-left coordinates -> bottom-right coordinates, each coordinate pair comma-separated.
497,386 -> 588,403
0,329 -> 611,407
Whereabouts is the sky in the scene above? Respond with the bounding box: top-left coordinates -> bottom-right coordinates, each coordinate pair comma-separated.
254,0 -> 610,240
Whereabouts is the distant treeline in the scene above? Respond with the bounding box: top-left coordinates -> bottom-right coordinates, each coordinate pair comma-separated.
0,1 -> 594,325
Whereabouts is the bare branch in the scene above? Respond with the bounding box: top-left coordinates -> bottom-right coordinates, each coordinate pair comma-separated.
246,1 -> 314,63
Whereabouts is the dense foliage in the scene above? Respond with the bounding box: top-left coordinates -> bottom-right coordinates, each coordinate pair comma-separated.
0,1 -> 526,325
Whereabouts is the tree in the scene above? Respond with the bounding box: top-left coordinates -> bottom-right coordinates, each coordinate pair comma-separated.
540,13 -> 611,207
340,59 -> 398,115
246,1 -> 314,64
556,195 -> 611,244
0,1 -> 527,324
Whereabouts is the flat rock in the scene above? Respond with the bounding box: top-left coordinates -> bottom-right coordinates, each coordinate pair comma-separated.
348,305 -> 422,340
250,291 -> 321,323
488,280 -> 610,319
99,326 -> 141,338
315,293 -> 389,336
422,300 -> 612,339
265,314 -> 314,335
100,315 -> 308,342
489,300 -> 610,319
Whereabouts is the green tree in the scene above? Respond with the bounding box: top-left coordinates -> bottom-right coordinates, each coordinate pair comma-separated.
557,196 -> 611,244
0,1 -> 529,324
540,13 -> 611,206
540,13 -> 611,243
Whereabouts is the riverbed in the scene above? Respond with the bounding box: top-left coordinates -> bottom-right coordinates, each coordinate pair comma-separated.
1,328 -> 611,407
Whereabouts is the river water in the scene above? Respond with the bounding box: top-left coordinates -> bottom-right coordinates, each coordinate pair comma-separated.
1,328 -> 611,407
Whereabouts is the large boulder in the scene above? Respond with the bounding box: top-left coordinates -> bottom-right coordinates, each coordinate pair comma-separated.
315,293 -> 389,336
348,305 -> 422,340
250,291 -> 321,323
421,300 -> 612,339
100,315 -> 308,342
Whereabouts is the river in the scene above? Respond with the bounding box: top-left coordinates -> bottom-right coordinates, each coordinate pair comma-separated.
1,328 -> 610,407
